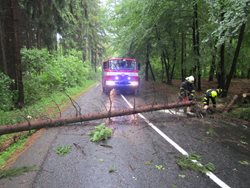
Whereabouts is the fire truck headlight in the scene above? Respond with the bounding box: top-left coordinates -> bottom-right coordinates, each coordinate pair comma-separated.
115,76 -> 119,80
106,81 -> 115,86
130,81 -> 139,86
127,76 -> 131,80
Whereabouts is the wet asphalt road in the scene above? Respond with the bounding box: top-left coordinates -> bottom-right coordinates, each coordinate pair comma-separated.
0,83 -> 249,188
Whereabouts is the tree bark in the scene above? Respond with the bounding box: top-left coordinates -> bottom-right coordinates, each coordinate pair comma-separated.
145,43 -> 149,81
145,44 -> 155,81
223,95 -> 238,113
0,21 -> 8,73
181,32 -> 187,81
217,11 -> 226,91
11,0 -> 24,107
224,23 -> 246,95
155,25 -> 171,84
0,101 -> 194,135
209,44 -> 217,81
193,2 -> 201,91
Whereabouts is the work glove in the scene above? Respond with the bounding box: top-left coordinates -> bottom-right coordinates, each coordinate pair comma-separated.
203,105 -> 208,110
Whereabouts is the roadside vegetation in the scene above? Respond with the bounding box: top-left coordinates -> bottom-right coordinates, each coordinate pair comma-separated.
0,165 -> 38,180
0,48 -> 99,168
229,104 -> 250,121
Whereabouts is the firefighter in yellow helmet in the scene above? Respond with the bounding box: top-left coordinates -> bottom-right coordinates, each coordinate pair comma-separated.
203,88 -> 223,110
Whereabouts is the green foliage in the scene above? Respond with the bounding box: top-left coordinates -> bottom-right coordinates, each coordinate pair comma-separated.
176,153 -> 216,174
0,134 -> 29,167
0,81 -> 95,167
0,166 -> 38,179
21,48 -> 52,74
0,72 -> 15,111
89,123 -> 112,142
55,145 -> 72,156
238,160 -> 249,166
0,48 -> 94,110
155,165 -> 165,171
108,166 -> 116,173
229,105 -> 250,121
0,80 -> 95,126
206,0 -> 249,46
21,48 -> 96,105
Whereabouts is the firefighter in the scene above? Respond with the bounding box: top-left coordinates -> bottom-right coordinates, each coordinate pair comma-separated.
203,88 -> 223,110
179,75 -> 195,101
179,75 -> 195,114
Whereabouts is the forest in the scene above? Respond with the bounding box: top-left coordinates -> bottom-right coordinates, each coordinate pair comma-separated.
0,0 -> 250,113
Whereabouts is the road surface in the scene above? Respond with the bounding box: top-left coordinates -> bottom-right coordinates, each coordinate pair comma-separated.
0,82 -> 249,188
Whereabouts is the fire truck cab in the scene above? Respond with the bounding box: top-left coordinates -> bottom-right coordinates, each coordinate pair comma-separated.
102,57 -> 140,94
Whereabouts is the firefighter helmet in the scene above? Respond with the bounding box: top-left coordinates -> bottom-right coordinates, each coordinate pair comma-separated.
185,75 -> 195,84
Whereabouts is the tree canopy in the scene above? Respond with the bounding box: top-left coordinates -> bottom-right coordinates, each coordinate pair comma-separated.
0,0 -> 250,107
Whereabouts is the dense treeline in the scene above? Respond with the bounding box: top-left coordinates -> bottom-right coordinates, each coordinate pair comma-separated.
0,0 -> 106,109
105,0 -> 250,95
0,0 -> 249,110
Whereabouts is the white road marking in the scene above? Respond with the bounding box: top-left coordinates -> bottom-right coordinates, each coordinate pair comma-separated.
121,94 -> 231,188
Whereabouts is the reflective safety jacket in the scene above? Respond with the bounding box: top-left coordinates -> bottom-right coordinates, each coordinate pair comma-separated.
203,89 -> 218,106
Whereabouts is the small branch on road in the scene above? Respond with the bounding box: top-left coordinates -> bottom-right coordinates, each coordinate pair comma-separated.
50,97 -> 62,117
73,143 -> 86,156
64,92 -> 81,116
100,144 -> 113,148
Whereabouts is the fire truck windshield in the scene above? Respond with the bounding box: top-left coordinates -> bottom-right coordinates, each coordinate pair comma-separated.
109,59 -> 136,70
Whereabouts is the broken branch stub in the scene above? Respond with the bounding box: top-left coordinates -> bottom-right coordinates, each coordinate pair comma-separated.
223,95 -> 239,113
0,101 -> 194,135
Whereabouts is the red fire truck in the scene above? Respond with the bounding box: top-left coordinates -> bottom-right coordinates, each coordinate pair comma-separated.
102,57 -> 140,94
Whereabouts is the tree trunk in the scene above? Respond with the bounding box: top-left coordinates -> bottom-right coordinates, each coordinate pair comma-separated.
193,2 -> 201,91
223,95 -> 238,113
209,44 -> 217,81
1,0 -> 24,107
0,101 -> 194,135
224,23 -> 246,95
11,0 -> 24,107
145,43 -> 149,81
218,42 -> 225,89
148,60 -> 156,82
181,32 -> 187,81
155,25 -> 171,84
0,21 -> 7,73
170,39 -> 176,81
217,11 -> 226,91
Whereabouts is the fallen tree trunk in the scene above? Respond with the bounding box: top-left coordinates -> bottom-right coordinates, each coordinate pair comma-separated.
223,95 -> 238,113
0,101 -> 194,135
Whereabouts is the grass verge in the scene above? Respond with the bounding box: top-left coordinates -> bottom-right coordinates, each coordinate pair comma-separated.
0,165 -> 38,179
